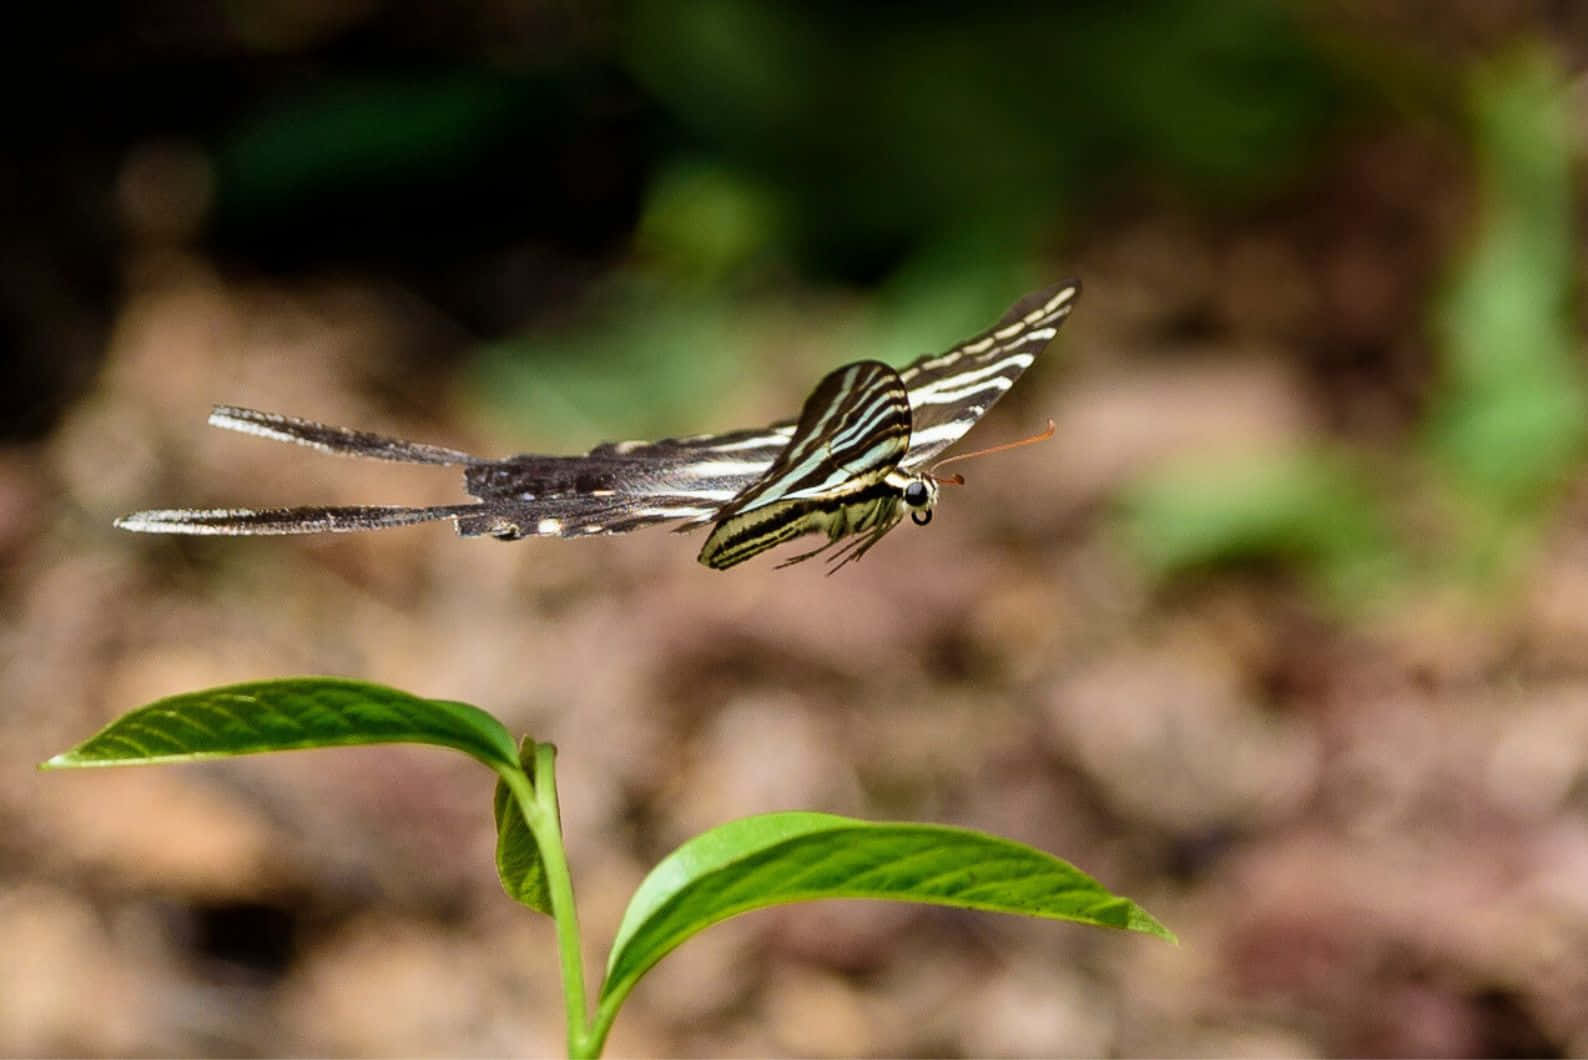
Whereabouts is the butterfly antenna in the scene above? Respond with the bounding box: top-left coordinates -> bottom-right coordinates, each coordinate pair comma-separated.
928,418 -> 1056,483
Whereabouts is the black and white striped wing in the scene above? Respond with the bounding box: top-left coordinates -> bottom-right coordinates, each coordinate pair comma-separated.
456,423 -> 794,538
897,279 -> 1079,469
696,360 -> 913,569
114,406 -> 791,539
713,360 -> 911,520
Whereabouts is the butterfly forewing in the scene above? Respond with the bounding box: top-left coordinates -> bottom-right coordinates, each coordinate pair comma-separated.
697,360 -> 913,569
717,361 -> 911,517
897,280 -> 1078,468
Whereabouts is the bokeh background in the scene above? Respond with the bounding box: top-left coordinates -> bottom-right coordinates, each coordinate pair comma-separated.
7,1 -> 1588,1055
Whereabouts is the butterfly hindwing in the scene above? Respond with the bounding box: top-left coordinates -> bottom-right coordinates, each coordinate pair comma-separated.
457,424 -> 796,538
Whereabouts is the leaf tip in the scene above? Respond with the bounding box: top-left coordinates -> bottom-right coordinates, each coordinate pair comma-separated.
1128,908 -> 1178,945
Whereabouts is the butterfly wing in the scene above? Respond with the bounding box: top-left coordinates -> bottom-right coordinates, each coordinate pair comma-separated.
716,360 -> 911,517
898,280 -> 1079,469
206,406 -> 481,466
116,407 -> 793,540
697,360 -> 912,569
458,423 -> 793,538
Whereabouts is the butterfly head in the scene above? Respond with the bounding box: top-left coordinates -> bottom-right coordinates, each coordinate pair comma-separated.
892,468 -> 968,527
902,475 -> 938,526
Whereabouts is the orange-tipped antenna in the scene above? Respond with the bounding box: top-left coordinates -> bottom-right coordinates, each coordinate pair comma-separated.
928,419 -> 1056,482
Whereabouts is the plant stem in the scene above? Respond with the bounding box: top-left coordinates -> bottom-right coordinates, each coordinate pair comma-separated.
503,743 -> 596,1057
586,983 -> 626,1056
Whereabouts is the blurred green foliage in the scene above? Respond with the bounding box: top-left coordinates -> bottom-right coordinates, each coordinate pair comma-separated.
210,63 -> 646,264
635,161 -> 785,284
1124,450 -> 1401,606
466,0 -> 1345,432
218,71 -> 529,220
1424,48 -> 1586,577
1125,46 -> 1584,607
623,0 -> 1342,277
471,288 -> 759,443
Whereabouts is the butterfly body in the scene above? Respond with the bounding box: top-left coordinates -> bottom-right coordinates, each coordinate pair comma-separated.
698,463 -> 937,570
116,281 -> 1079,570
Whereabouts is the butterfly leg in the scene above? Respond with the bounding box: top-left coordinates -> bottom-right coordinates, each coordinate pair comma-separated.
774,534 -> 845,569
824,526 -> 889,574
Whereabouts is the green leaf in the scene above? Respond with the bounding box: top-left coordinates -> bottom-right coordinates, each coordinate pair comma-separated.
493,737 -> 552,915
600,812 -> 1173,1007
42,678 -> 519,773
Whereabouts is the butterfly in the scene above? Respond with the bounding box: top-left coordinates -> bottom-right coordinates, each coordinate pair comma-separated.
116,280 -> 1079,570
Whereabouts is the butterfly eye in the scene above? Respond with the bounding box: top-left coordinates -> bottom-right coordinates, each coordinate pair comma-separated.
911,509 -> 932,526
903,480 -> 930,508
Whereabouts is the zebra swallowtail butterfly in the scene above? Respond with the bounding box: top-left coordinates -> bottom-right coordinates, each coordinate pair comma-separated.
116,280 -> 1078,570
